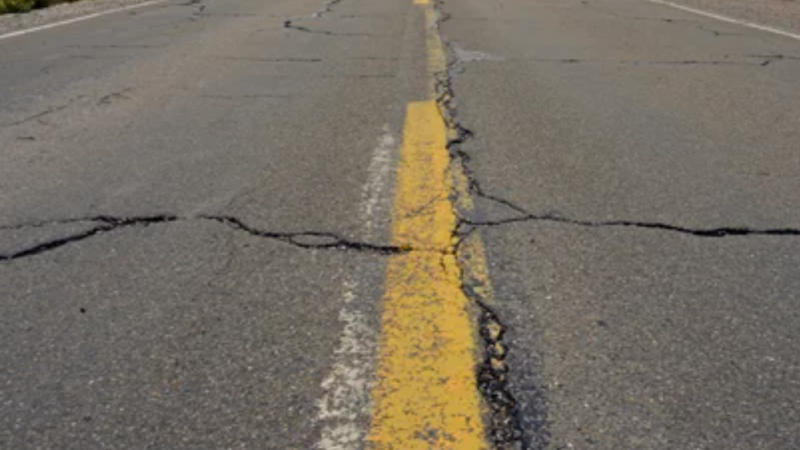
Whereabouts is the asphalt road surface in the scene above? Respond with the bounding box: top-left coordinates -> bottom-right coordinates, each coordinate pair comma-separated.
1,0 -> 799,449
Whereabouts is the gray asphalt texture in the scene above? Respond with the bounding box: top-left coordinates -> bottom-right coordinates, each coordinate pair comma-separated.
441,0 -> 800,448
1,0 -> 414,447
1,0 -> 799,448
669,0 -> 800,35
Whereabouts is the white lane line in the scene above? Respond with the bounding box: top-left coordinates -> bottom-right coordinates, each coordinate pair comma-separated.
315,127 -> 395,450
316,281 -> 377,450
646,0 -> 800,41
0,0 -> 170,42
356,127 -> 394,242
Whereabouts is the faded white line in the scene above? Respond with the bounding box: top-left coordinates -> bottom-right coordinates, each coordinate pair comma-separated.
315,127 -> 395,450
646,0 -> 800,41
316,281 -> 376,450
357,126 -> 394,242
0,0 -> 170,42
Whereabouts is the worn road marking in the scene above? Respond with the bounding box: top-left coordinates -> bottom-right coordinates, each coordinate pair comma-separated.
646,0 -> 800,41
316,128 -> 396,450
367,100 -> 487,450
359,1 -> 498,448
0,0 -> 170,42
317,280 -> 377,450
425,7 -> 446,96
366,2 -> 495,447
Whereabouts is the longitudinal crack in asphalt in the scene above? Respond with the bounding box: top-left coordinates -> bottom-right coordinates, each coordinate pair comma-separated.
429,6 -> 800,243
312,0 -> 344,18
426,23 -> 800,450
426,1 -> 800,448
431,2 -> 535,449
0,215 -> 411,263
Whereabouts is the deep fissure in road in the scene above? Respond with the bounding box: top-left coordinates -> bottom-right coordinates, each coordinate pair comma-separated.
427,1 -> 800,448
430,2 -> 535,448
466,214 -> 800,238
0,214 -> 410,263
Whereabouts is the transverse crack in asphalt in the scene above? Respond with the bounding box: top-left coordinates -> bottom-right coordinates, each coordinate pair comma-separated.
528,58 -> 771,67
282,19 -> 376,37
430,7 -> 800,243
2,89 -> 134,129
200,94 -> 295,100
312,0 -> 344,19
0,215 -> 412,263
97,88 -> 133,106
430,0 -> 800,446
1,101 -> 76,128
64,44 -> 167,49
747,54 -> 800,66
465,214 -> 800,238
215,56 -> 322,63
282,0 -> 359,36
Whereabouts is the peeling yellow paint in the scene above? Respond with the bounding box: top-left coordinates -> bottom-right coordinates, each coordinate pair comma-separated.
366,3 -> 496,449
367,101 -> 488,450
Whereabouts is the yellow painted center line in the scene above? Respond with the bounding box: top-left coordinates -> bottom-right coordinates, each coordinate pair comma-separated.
367,99 -> 487,450
366,2 -> 496,449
